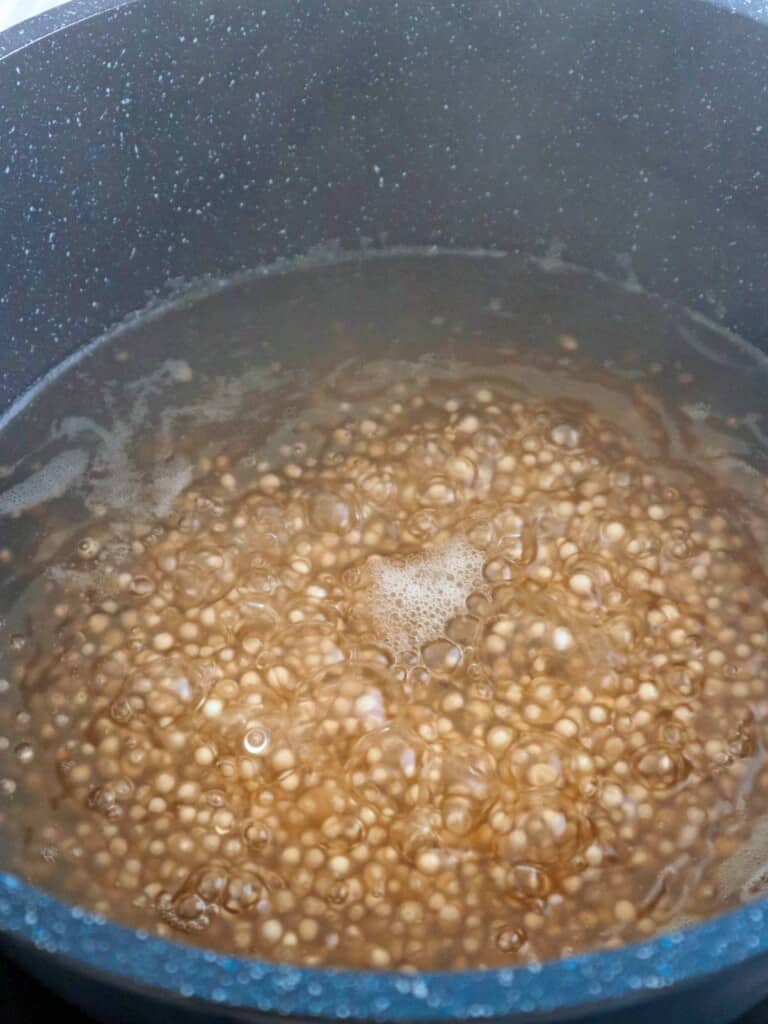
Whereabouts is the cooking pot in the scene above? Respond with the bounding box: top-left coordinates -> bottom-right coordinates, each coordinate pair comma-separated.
2,1 -> 768,1020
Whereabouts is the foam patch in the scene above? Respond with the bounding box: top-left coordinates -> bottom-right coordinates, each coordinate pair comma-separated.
369,537 -> 484,658
718,816 -> 768,903
0,449 -> 89,517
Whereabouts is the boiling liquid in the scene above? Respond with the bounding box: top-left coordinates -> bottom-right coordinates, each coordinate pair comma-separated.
2,254 -> 768,970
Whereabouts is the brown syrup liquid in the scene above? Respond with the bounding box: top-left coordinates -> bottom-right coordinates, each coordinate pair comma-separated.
2,254 -> 768,971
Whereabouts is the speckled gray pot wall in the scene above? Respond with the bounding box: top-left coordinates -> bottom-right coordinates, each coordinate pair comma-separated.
2,1 -> 768,1022
2,0 -> 768,417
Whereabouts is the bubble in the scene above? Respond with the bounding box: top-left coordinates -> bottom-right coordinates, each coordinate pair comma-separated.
359,470 -> 397,506
244,821 -> 272,850
472,426 -> 505,453
661,527 -> 697,564
394,808 -> 443,864
445,614 -> 481,646
520,677 -> 568,728
424,743 -> 498,838
348,725 -> 426,816
77,536 -> 100,560
421,638 -> 463,677
158,864 -> 272,934
262,621 -> 344,682
410,435 -> 456,475
232,497 -> 291,556
130,575 -> 155,597
481,596 -> 581,679
314,665 -> 389,752
565,559 -> 613,604
483,557 -> 517,584
171,543 -> 239,608
633,745 -> 691,791
465,518 -> 494,549
500,735 -> 572,790
422,477 -> 456,507
87,785 -> 124,820
118,656 -> 216,729
109,697 -> 134,724
495,925 -> 527,953
243,724 -> 272,756
504,863 -> 552,902
497,792 -> 590,866
446,455 -> 478,485
203,865 -> 268,911
604,611 -> 644,653
238,618 -> 276,656
406,508 -> 442,541
550,423 -> 581,449
662,666 -> 699,699
243,570 -> 277,596
309,491 -> 356,532
91,654 -> 130,691
492,505 -> 526,540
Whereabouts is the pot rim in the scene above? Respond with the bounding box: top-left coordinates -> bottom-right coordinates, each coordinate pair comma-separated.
0,0 -> 766,62
2,868 -> 767,1020
1,0 -> 768,79
0,0 -> 136,60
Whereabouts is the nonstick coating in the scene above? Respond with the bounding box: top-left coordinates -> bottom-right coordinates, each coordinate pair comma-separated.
2,1 -> 768,1020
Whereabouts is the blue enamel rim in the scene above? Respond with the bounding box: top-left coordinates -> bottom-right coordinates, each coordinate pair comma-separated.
1,869 -> 767,1020
2,0 -> 768,1018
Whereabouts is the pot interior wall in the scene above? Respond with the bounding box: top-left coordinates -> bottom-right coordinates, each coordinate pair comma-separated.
2,0 -> 768,419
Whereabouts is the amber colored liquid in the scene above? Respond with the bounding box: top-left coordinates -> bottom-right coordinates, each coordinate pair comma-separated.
2,254 -> 768,970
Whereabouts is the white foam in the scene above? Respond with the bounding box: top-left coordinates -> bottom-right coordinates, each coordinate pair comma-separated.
369,537 -> 484,658
717,816 -> 768,903
150,456 -> 193,519
0,449 -> 88,516
43,359 -> 287,518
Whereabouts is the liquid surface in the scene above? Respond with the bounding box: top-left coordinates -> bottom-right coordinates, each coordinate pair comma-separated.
2,254 -> 768,971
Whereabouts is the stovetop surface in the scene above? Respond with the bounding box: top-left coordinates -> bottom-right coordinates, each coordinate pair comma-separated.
1,953 -> 767,1024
